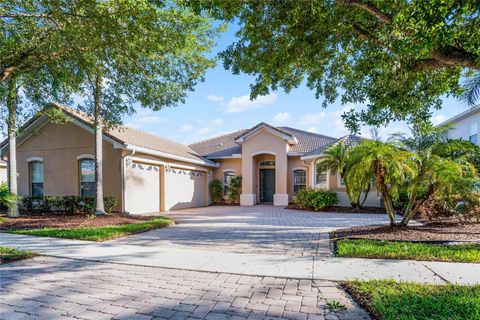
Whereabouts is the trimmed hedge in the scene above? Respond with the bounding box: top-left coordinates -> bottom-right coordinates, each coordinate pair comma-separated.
21,196 -> 118,214
295,188 -> 337,211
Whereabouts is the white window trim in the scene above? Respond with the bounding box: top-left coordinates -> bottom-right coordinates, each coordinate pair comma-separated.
292,169 -> 307,192
27,157 -> 43,162
222,169 -> 236,173
76,154 -> 95,160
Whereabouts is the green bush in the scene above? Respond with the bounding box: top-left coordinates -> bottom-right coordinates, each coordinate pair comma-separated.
226,176 -> 242,204
295,188 -> 337,211
209,179 -> 224,203
21,195 -> 118,214
0,182 -> 18,211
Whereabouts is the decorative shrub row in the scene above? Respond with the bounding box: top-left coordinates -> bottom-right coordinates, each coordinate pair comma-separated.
295,188 -> 338,211
21,196 -> 118,214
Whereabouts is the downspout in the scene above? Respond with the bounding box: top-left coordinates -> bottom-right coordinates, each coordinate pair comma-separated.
121,149 -> 135,214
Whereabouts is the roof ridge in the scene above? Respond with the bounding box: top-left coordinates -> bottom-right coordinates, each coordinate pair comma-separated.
278,126 -> 337,140
189,129 -> 247,146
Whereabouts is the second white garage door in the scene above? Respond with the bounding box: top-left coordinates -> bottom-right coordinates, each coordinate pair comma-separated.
164,168 -> 206,210
125,162 -> 160,214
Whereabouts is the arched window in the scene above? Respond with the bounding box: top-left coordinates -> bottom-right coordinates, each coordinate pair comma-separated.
29,161 -> 44,197
79,159 -> 95,197
293,169 -> 306,193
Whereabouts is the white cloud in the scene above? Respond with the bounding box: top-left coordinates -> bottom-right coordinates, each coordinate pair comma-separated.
196,127 -> 213,136
134,116 -> 167,124
207,94 -> 224,103
223,94 -> 277,113
299,111 -> 326,125
307,127 -> 318,133
273,112 -> 291,124
210,118 -> 224,126
180,124 -> 193,133
431,114 -> 448,125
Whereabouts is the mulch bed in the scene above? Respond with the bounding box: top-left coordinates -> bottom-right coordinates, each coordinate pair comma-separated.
0,213 -> 151,230
330,219 -> 480,242
286,204 -> 386,214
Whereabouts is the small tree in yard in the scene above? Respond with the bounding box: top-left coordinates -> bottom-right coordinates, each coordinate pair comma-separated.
347,140 -> 417,226
226,176 -> 242,204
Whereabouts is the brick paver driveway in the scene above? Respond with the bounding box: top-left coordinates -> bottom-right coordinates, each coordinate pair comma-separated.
114,205 -> 391,257
1,256 -> 370,320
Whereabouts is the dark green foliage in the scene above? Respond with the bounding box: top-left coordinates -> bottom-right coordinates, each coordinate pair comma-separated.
294,188 -> 337,211
0,182 -> 17,211
209,179 -> 224,203
21,196 -> 118,214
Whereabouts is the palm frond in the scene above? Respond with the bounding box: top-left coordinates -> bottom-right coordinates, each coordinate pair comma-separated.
461,74 -> 480,106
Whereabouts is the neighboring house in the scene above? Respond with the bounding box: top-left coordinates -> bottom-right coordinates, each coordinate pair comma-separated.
0,105 -> 381,214
438,106 -> 479,145
0,160 -> 6,185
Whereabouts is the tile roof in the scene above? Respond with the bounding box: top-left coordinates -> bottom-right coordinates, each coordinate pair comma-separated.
8,104 -> 216,166
189,124 -> 338,157
302,134 -> 366,157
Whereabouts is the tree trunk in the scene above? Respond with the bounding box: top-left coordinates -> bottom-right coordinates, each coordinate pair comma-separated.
375,161 -> 396,226
359,183 -> 371,209
6,76 -> 19,217
93,73 -> 105,215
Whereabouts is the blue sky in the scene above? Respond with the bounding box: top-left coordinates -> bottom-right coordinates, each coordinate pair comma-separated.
123,24 -> 467,145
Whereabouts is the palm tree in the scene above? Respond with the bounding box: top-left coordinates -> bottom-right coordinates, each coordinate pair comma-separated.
316,141 -> 359,207
461,74 -> 480,106
0,182 -> 18,211
389,125 -> 477,225
346,140 -> 417,226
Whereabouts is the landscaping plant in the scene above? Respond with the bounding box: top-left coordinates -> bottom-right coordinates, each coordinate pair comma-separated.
209,179 -> 224,203
0,182 -> 18,211
295,188 -> 337,211
21,196 -> 117,214
226,176 -> 242,204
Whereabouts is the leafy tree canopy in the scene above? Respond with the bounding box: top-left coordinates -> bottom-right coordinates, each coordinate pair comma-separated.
189,0 -> 480,132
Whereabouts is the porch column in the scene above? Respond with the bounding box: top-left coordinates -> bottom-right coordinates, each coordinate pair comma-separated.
240,156 -> 256,205
273,153 -> 288,206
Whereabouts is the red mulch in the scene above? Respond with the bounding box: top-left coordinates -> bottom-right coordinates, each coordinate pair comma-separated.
0,213 -> 151,230
286,204 -> 386,214
330,219 -> 480,242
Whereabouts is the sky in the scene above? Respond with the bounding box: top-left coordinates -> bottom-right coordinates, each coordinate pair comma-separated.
26,23 -> 468,145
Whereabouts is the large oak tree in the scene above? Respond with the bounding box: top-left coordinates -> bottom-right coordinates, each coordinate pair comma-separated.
190,0 -> 480,131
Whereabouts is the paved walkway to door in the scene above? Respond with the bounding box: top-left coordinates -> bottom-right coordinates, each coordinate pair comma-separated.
114,205 -> 393,257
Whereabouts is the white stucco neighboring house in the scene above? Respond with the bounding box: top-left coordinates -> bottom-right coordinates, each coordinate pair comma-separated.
438,106 -> 480,145
0,159 -> 6,185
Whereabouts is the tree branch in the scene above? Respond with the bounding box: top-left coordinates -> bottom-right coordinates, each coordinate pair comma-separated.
412,46 -> 479,71
338,0 -> 393,24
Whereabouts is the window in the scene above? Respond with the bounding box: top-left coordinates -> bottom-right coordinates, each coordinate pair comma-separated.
79,159 -> 95,197
293,169 -> 306,193
470,123 -> 478,145
315,163 -> 327,185
29,161 -> 44,197
223,171 -> 235,196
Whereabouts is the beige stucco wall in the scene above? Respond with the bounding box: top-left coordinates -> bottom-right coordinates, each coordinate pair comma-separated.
0,164 -> 6,185
287,157 -> 310,203
240,129 -> 289,205
15,121 -> 123,211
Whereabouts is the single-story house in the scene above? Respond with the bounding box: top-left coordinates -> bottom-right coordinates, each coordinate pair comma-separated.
0,104 -> 381,214
437,106 -> 479,146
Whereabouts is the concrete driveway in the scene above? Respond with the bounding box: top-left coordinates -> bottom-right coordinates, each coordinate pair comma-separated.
113,205 -> 393,257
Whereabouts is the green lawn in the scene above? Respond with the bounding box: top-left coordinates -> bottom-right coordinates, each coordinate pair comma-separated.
0,246 -> 36,264
8,217 -> 173,241
343,280 -> 480,320
336,239 -> 480,263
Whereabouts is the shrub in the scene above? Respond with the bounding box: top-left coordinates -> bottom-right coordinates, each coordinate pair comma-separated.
209,179 -> 224,203
295,188 -> 337,211
20,195 -> 118,214
0,182 -> 18,211
226,176 -> 242,204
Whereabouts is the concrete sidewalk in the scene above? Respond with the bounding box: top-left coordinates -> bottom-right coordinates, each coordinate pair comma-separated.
1,233 -> 479,285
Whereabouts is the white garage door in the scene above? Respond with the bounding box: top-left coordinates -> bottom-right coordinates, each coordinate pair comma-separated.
125,162 -> 160,214
164,168 -> 206,210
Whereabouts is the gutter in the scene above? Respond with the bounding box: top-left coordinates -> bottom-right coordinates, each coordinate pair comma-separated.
124,144 -> 220,168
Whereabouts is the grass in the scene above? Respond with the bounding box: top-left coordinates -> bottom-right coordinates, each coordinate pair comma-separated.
7,216 -> 174,241
0,246 -> 36,264
0,216 -> 7,223
336,239 -> 480,263
343,280 -> 480,320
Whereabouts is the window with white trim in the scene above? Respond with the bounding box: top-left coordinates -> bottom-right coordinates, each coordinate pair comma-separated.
470,123 -> 478,145
223,171 -> 235,196
29,161 -> 44,197
293,169 -> 306,193
79,159 -> 95,197
315,163 -> 327,186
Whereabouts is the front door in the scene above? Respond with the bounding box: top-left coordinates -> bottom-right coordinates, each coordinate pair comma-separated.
260,169 -> 275,203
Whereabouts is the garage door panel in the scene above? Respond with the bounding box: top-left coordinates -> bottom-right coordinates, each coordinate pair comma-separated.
125,162 -> 160,214
164,168 -> 205,210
